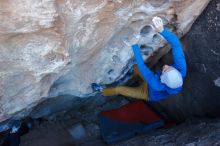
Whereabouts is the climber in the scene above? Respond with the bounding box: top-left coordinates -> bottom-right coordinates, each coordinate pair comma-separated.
91,16 -> 187,102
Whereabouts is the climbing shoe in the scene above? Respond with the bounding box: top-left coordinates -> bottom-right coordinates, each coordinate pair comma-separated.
91,83 -> 103,92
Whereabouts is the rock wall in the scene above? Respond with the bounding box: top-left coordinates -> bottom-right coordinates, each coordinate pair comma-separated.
0,0 -> 210,122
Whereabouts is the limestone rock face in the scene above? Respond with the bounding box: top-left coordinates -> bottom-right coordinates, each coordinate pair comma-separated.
0,0 -> 210,122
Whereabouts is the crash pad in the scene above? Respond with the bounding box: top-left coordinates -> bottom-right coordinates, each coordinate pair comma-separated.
98,101 -> 164,144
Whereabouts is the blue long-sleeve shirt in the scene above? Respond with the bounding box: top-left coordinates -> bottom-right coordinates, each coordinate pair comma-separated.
132,28 -> 187,102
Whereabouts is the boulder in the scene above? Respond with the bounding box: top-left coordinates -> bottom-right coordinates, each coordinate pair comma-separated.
0,0 -> 210,122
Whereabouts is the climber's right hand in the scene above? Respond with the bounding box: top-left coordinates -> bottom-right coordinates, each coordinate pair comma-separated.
151,16 -> 164,33
123,34 -> 141,46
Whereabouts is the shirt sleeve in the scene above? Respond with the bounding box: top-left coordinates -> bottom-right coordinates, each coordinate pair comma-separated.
160,28 -> 187,77
132,44 -> 166,91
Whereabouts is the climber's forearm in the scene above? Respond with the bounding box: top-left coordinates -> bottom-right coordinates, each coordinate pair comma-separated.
131,44 -> 166,91
160,28 -> 187,77
132,44 -> 152,75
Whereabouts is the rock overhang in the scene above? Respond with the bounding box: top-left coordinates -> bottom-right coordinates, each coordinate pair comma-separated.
0,0 -> 211,122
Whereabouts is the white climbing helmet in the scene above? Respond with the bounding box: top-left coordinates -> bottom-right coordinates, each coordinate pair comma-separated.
160,67 -> 183,89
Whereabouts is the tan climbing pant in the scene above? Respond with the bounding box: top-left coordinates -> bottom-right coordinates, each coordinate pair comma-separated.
103,65 -> 149,101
